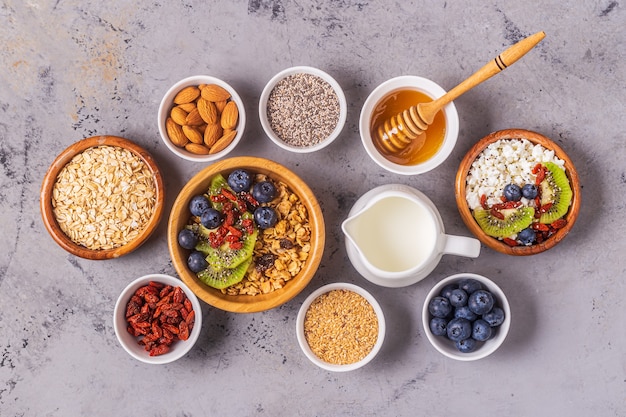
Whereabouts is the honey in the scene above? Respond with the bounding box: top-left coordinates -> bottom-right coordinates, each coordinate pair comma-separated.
370,89 -> 446,166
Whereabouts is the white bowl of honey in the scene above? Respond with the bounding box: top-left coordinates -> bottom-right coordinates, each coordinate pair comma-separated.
359,76 -> 459,175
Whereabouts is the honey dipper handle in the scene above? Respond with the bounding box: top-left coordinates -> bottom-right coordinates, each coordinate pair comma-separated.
422,31 -> 546,117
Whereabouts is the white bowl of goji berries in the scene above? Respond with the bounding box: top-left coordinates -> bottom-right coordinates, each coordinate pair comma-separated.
113,274 -> 202,364
259,66 -> 347,153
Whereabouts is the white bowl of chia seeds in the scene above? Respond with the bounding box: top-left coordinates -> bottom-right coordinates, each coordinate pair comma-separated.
259,66 -> 347,153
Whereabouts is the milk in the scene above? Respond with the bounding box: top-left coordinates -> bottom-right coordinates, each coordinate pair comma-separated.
343,196 -> 437,272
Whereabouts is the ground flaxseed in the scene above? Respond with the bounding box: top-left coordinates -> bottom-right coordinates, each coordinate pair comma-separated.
266,73 -> 340,147
303,289 -> 379,365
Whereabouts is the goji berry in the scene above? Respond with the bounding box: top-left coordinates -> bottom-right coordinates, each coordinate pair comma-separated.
531,222 -> 550,232
229,241 -> 243,249
227,225 -> 243,237
480,194 -> 489,210
210,194 -> 227,203
503,237 -> 518,246
221,188 -> 237,201
539,202 -> 553,213
490,207 -> 505,220
535,167 -> 546,184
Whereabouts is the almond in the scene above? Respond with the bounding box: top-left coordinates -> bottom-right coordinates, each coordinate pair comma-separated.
177,102 -> 197,113
173,86 -> 200,104
214,100 -> 228,113
170,106 -> 189,126
182,125 -> 204,144
197,98 -> 218,124
185,143 -> 210,155
166,117 -> 188,147
203,123 -> 223,148
220,101 -> 239,130
209,130 -> 237,154
201,84 -> 231,102
185,107 -> 204,126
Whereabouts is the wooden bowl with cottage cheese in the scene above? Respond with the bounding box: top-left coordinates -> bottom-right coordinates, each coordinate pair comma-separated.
167,156 -> 325,313
455,129 -> 580,256
40,136 -> 165,260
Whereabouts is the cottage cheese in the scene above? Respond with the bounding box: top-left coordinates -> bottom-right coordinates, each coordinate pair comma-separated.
465,138 -> 565,210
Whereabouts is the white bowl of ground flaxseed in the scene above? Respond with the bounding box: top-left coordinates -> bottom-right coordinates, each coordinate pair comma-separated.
296,282 -> 385,372
259,66 -> 347,153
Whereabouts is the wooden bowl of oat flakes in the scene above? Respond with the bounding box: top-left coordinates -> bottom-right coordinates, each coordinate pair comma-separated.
40,136 -> 164,260
167,156 -> 325,313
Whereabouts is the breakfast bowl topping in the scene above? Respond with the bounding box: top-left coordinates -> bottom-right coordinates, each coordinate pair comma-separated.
465,138 -> 572,247
177,169 -> 312,296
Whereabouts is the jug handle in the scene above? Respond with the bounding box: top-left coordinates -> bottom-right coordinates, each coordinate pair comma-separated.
442,234 -> 481,258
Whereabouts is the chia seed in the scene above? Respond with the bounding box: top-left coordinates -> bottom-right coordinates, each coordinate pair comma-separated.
266,72 -> 340,147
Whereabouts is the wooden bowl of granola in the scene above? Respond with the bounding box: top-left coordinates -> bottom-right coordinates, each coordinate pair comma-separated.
455,129 -> 580,256
168,156 -> 325,313
40,136 -> 165,260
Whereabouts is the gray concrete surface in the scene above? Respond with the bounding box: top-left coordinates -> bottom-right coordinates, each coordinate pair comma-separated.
1,1 -> 624,416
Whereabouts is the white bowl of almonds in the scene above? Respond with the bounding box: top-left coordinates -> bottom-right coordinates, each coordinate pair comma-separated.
259,66 -> 347,153
296,282 -> 385,372
158,75 -> 246,162
40,136 -> 165,260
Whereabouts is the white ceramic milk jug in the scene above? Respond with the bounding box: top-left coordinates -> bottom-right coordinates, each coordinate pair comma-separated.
342,184 -> 480,287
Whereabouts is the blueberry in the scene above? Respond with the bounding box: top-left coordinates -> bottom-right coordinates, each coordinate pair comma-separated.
227,169 -> 252,193
458,278 -> 482,294
455,338 -> 478,353
187,251 -> 208,273
177,228 -> 198,250
517,227 -> 536,245
472,319 -> 492,341
446,317 -> 472,342
483,306 -> 506,327
503,184 -> 522,201
429,317 -> 448,337
522,183 -> 538,199
468,290 -> 495,315
440,283 -> 458,299
189,195 -> 211,217
254,206 -> 278,229
454,305 -> 478,321
200,208 -> 223,229
428,296 -> 452,318
448,288 -> 468,307
252,181 -> 277,203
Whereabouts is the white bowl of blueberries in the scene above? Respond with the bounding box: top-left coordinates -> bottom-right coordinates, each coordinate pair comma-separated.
422,273 -> 511,361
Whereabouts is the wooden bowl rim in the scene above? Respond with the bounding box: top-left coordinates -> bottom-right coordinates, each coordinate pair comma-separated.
455,128 -> 581,256
40,135 -> 165,260
167,156 -> 326,313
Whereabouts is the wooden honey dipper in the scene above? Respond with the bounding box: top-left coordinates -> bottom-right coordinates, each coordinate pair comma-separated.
376,31 -> 546,153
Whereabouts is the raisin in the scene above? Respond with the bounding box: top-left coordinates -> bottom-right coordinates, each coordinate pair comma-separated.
279,238 -> 294,249
256,253 -> 276,272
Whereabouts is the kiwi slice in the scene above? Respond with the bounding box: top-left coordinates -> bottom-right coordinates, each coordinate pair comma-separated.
205,227 -> 258,270
208,173 -> 232,210
473,207 -> 535,238
539,162 -> 572,224
197,257 -> 252,289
